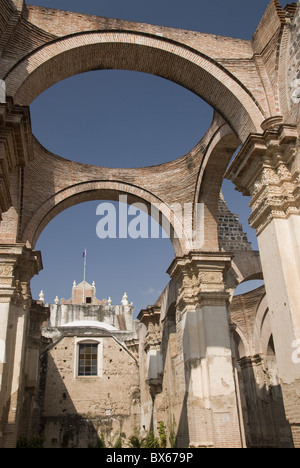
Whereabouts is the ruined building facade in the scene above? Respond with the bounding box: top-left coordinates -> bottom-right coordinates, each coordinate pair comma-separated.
38,283 -> 140,448
0,0 -> 300,448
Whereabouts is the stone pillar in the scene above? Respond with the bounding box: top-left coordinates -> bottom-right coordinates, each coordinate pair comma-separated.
0,244 -> 42,448
18,300 -> 49,440
138,306 -> 163,434
226,121 -> 300,446
168,252 -> 244,448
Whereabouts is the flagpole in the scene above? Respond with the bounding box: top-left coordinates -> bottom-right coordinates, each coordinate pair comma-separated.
83,248 -> 87,283
83,249 -> 87,303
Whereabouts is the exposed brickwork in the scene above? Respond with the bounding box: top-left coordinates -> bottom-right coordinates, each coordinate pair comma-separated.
218,193 -> 252,252
1,1 -> 285,141
287,2 -> 300,131
0,0 -> 296,254
13,114 -> 241,255
0,0 -> 299,449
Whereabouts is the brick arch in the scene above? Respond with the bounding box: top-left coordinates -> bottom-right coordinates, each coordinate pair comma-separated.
22,180 -> 188,257
5,31 -> 265,142
195,117 -> 240,251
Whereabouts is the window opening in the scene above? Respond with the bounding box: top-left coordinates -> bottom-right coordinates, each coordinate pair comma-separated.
78,343 -> 98,376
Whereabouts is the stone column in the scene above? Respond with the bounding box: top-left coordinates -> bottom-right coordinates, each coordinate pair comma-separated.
226,121 -> 300,446
138,306 -> 163,434
168,252 -> 244,448
18,300 -> 49,440
0,244 -> 42,448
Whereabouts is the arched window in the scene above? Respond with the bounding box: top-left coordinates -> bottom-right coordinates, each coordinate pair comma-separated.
75,338 -> 103,378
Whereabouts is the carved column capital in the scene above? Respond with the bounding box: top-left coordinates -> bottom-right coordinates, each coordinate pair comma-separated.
0,99 -> 33,219
167,252 -> 232,314
138,305 -> 163,395
226,124 -> 299,234
138,305 -> 161,352
0,244 -> 42,305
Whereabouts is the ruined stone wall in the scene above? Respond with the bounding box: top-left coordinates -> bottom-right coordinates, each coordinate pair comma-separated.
40,333 -> 140,448
231,287 -> 293,448
138,282 -> 188,448
1,1 -> 276,141
156,309 -> 187,447
0,0 -> 299,449
218,193 -> 253,252
138,308 -> 187,448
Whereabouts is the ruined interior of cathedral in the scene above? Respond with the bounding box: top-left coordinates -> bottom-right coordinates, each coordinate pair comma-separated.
0,0 -> 299,448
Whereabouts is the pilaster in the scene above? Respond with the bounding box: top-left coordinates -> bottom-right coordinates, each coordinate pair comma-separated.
138,306 -> 162,396
0,244 -> 42,448
167,252 -> 244,448
226,120 -> 300,446
0,244 -> 42,304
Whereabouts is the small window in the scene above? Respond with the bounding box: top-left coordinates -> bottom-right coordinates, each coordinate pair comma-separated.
78,343 -> 98,376
86,297 -> 92,304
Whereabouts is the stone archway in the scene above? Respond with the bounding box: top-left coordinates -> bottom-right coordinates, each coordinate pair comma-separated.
1,0 -> 300,449
6,31 -> 265,142
22,179 -> 188,257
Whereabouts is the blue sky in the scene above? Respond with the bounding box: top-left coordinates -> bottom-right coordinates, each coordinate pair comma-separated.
28,0 -> 270,313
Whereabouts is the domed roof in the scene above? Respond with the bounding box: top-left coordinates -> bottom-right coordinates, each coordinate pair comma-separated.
61,320 -> 118,331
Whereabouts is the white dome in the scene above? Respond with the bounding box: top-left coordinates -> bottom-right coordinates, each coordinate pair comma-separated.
61,320 -> 118,331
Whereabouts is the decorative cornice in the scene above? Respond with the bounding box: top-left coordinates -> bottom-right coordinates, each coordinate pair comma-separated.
226,123 -> 299,234
0,244 -> 42,304
167,252 -> 232,314
138,305 -> 162,352
137,305 -> 161,325
0,98 -> 33,219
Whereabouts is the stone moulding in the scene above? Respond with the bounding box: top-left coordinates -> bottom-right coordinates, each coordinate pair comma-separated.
167,252 -> 232,313
226,123 -> 299,234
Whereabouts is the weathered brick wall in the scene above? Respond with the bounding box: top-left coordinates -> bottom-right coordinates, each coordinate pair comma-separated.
18,136 -> 206,255
0,1 -> 24,57
218,193 -> 252,252
287,2 -> 300,129
26,3 -> 253,59
16,116 -> 254,255
21,2 -> 285,122
0,0 -> 295,255
0,2 -> 279,141
0,0 -> 299,449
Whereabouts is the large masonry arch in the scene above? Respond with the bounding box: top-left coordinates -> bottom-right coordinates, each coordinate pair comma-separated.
0,0 -> 299,449
6,31 -> 264,142
22,179 -> 188,257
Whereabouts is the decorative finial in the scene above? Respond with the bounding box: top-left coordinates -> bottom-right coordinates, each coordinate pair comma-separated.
39,290 -> 44,303
108,297 -> 112,306
92,281 -> 95,288
73,280 -> 77,288
54,296 -> 59,305
121,292 -> 128,306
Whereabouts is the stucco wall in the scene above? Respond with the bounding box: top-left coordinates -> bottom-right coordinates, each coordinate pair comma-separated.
41,333 -> 140,448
